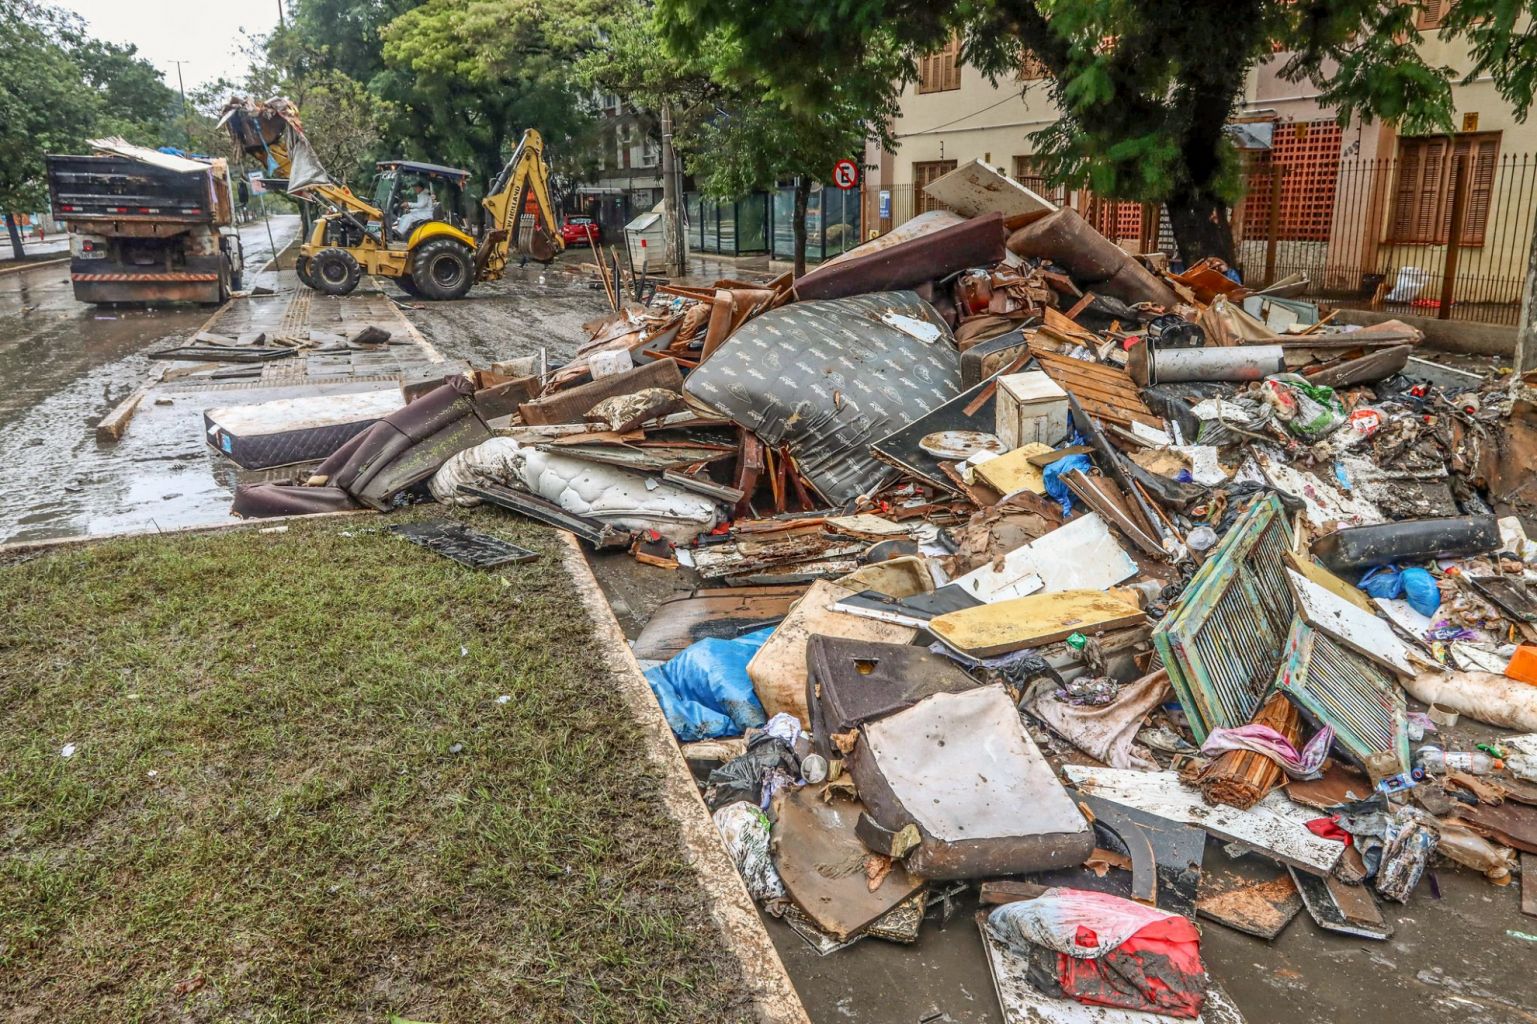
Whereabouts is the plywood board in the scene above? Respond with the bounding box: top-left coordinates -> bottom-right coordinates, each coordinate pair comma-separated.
1063,767 -> 1345,875
978,916 -> 1248,1024
929,588 -> 1145,657
1287,568 -> 1421,677
951,512 -> 1137,603
772,787 -> 924,941
921,158 -> 1057,219
1196,870 -> 1302,940
974,442 -> 1052,495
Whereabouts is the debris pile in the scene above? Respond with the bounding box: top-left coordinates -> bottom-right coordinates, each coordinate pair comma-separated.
220,162 -> 1537,1022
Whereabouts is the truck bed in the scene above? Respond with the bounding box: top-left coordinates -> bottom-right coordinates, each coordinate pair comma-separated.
46,155 -> 215,223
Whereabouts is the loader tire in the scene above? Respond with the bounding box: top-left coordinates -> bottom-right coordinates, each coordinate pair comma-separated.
295,255 -> 316,290
311,247 -> 362,296
410,237 -> 474,300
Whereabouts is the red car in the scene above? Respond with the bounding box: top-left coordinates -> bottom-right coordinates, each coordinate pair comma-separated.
560,214 -> 601,246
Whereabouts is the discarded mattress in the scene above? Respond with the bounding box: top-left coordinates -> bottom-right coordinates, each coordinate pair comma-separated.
684,290 -> 962,505
848,684 -> 1094,879
508,445 -> 719,544
204,388 -> 404,469
230,379 -> 491,515
793,213 -> 1006,302
1007,207 -> 1178,308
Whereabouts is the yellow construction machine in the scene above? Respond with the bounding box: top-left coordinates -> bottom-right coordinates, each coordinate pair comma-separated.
220,97 -> 563,300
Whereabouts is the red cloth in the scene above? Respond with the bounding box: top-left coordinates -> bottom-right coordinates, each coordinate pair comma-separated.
1056,916 -> 1207,1019
1305,816 -> 1353,845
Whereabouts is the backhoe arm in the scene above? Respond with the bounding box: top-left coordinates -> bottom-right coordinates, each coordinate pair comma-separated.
476,129 -> 564,279
219,97 -> 381,221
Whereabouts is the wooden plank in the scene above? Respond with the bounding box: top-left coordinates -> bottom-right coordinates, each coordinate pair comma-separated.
518,357 -> 683,425
1283,551 -> 1378,615
929,588 -> 1144,657
95,386 -> 148,442
1196,869 -> 1302,940
1062,767 -> 1345,875
1523,853 -> 1537,917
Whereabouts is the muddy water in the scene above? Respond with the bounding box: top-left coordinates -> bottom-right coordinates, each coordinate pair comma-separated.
0,218 -> 300,544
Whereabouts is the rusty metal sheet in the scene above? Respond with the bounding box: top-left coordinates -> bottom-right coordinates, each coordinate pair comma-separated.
770,786 -> 924,941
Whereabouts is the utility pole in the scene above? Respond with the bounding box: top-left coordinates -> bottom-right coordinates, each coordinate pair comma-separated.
659,102 -> 686,278
1516,206 -> 1537,379
170,60 -> 191,150
277,0 -> 286,27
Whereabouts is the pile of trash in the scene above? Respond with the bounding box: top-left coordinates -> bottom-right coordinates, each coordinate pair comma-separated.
227,161 -> 1537,1023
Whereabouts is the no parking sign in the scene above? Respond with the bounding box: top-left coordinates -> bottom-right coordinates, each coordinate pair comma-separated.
832,159 -> 860,190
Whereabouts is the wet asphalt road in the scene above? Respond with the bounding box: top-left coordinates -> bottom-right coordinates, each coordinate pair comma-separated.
0,216 -> 302,544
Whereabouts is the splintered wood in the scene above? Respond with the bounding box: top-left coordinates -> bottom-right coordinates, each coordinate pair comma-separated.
1195,692 -> 1302,810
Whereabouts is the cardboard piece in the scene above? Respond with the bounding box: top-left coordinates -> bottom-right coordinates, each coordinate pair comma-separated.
929,588 -> 1145,657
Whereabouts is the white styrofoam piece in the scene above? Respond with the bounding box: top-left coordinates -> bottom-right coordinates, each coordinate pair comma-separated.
880,311 -> 943,343
1062,766 -> 1344,874
1171,445 -> 1228,486
1288,568 -> 1421,677
920,158 -> 1057,218
979,918 -> 1247,1024
951,512 -> 1136,602
1130,420 -> 1173,446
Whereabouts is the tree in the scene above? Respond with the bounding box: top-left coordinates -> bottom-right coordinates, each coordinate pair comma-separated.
657,0 -> 1537,266
72,39 -> 179,144
0,1 -> 104,259
580,1 -> 899,275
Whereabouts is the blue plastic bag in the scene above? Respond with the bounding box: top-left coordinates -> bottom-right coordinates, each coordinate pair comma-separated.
1042,453 -> 1093,516
1400,568 -> 1441,617
644,627 -> 774,741
1357,565 -> 1403,600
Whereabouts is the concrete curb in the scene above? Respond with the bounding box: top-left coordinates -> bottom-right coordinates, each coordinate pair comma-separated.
0,256 -> 69,276
556,532 -> 810,1024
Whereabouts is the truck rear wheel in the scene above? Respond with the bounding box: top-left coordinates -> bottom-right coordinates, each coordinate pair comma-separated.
311,247 -> 362,296
410,238 -> 474,300
295,255 -> 316,289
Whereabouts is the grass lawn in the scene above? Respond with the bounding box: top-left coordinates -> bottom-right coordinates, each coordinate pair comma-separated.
0,512 -> 748,1023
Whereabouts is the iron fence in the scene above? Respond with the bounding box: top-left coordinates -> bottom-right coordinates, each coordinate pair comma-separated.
880,151 -> 1537,326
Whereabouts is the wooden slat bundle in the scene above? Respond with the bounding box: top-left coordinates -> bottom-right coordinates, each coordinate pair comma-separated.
1197,691 -> 1302,810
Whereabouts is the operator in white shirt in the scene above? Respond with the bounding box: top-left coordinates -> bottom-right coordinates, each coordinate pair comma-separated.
396,181 -> 434,239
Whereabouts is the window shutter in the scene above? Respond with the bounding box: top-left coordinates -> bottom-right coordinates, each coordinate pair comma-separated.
1390,141 -> 1422,242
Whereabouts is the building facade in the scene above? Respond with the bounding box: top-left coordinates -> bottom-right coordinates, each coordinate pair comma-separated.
865,14 -> 1537,322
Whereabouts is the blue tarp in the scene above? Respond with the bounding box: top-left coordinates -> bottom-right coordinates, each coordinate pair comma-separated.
644,627 -> 774,741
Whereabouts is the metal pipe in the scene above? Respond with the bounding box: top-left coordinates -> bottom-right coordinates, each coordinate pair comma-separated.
1130,343 -> 1286,386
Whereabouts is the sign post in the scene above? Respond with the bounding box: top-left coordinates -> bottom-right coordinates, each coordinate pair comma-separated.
832,159 -> 860,191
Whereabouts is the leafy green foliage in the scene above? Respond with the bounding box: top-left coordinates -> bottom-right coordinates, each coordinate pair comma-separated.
656,0 -> 1537,259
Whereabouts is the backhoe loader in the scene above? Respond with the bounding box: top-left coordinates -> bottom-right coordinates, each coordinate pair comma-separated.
219,97 -> 563,300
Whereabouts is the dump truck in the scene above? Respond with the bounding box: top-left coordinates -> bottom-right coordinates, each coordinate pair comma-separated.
220,96 -> 561,300
46,139 -> 244,305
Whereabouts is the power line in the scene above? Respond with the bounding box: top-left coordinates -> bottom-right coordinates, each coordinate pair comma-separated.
898,93 -> 1026,138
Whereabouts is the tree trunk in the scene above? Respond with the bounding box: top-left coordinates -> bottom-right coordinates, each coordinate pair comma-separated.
792,178 -> 810,279
4,213 -> 25,261
1166,190 -> 1235,270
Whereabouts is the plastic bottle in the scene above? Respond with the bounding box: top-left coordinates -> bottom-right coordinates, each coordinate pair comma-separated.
1438,824 -> 1517,884
1416,744 -> 1503,775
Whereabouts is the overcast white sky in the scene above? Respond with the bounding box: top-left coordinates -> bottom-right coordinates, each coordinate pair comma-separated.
56,0 -> 283,92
